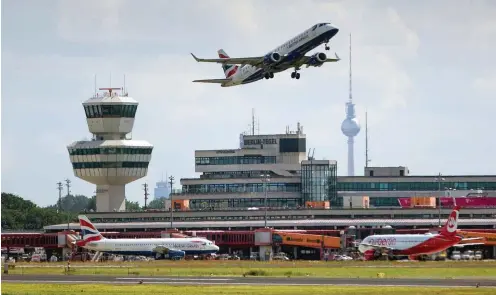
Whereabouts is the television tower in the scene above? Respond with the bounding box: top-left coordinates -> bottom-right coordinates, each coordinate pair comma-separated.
340,33 -> 361,176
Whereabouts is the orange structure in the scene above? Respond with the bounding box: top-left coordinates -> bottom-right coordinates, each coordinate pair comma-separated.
272,231 -> 340,249
409,196 -> 436,208
457,230 -> 496,246
305,201 -> 330,209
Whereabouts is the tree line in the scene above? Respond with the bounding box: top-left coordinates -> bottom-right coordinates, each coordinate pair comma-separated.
1,193 -> 167,231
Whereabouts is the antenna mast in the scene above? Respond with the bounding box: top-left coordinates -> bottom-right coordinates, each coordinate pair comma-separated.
57,182 -> 63,213
64,179 -> 71,197
251,108 -> 255,135
143,183 -> 149,210
349,33 -> 352,103
365,111 -> 371,167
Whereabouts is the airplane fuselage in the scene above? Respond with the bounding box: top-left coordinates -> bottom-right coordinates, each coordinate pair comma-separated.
222,23 -> 339,87
81,238 -> 219,258
358,234 -> 462,259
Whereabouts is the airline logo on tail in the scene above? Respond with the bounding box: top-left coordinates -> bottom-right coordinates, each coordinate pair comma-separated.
441,206 -> 460,236
218,49 -> 238,78
77,215 -> 105,246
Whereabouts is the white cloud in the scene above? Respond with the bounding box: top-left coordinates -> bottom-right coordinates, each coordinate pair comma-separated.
473,74 -> 496,94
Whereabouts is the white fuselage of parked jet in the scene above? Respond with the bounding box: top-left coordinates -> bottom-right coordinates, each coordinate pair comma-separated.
83,237 -> 219,258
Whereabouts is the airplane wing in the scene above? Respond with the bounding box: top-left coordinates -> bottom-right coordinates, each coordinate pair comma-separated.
300,53 -> 341,68
152,245 -> 176,254
191,53 -> 265,67
192,78 -> 231,84
359,243 -> 395,251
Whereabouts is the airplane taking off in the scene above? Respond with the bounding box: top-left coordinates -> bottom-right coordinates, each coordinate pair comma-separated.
191,22 -> 340,87
76,215 -> 219,260
358,205 -> 485,260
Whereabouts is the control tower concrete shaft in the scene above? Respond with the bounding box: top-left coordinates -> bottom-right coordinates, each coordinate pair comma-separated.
340,34 -> 360,176
67,87 -> 153,212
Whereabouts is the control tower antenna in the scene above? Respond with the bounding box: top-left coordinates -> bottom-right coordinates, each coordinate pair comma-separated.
123,74 -> 126,94
340,33 -> 361,176
94,74 -> 97,97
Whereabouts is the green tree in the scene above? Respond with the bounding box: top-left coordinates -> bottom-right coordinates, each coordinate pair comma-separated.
148,197 -> 166,209
125,199 -> 141,211
1,193 -> 76,231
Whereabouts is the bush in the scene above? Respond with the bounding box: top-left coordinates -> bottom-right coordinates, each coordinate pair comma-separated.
243,269 -> 268,276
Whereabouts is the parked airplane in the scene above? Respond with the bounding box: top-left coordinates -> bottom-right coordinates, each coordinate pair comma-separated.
76,215 -> 219,260
191,22 -> 340,87
358,206 -> 485,260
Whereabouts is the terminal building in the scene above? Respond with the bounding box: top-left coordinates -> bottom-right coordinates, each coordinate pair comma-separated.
172,123 -> 496,210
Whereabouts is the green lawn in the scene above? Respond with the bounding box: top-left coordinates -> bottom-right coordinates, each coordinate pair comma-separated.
7,260 -> 496,279
2,283 -> 495,295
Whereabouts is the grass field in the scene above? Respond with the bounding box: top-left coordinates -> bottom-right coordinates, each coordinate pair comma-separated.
2,283 -> 495,295
7,260 -> 496,279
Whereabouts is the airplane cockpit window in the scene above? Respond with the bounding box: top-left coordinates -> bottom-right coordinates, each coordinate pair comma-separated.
311,25 -> 318,31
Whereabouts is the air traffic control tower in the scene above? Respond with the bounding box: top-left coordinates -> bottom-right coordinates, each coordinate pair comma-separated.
67,87 -> 153,212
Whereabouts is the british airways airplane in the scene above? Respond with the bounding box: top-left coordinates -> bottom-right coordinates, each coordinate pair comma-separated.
191,22 -> 340,87
76,215 -> 219,260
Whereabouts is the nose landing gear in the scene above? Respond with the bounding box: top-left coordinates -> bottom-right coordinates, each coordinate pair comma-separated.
324,40 -> 330,51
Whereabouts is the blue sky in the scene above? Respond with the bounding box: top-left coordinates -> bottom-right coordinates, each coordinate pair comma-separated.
2,0 -> 495,206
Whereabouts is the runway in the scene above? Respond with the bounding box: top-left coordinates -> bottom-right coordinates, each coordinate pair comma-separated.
3,274 -> 496,288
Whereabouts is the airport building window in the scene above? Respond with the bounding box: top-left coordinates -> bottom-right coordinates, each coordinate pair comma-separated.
369,197 -> 401,207
200,170 -> 277,179
195,156 -> 276,166
72,161 -> 149,169
189,198 -> 301,209
84,104 -> 138,119
68,147 -> 153,156
301,162 -> 337,203
182,183 -> 300,194
337,181 -> 496,191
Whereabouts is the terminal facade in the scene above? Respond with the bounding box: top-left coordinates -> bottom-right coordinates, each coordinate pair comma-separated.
173,124 -> 496,210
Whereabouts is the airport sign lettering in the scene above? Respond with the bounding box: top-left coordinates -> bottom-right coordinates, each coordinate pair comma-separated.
244,138 -> 277,145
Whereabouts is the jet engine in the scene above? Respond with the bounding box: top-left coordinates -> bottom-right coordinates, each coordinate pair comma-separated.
308,52 -> 327,67
263,52 -> 282,65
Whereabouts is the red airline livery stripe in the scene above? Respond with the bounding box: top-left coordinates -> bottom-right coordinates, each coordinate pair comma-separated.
80,219 -> 97,231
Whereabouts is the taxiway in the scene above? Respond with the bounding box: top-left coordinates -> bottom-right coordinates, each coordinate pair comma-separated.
2,274 -> 496,288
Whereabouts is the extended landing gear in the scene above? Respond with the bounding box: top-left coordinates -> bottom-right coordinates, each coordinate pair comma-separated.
324,40 -> 330,51
264,72 -> 274,79
291,70 -> 300,79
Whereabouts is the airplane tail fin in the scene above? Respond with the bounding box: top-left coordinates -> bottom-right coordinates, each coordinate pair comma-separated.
217,49 -> 238,78
78,215 -> 105,245
440,206 -> 460,237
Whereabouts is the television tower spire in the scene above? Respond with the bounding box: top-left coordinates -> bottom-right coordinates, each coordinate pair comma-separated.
340,33 -> 361,176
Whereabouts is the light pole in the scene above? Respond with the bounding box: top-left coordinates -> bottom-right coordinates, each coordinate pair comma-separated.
168,175 -> 175,229
260,173 -> 270,228
434,173 -> 445,227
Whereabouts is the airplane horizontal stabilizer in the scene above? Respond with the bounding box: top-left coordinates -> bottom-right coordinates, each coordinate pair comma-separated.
193,78 -> 231,84
191,53 -> 265,66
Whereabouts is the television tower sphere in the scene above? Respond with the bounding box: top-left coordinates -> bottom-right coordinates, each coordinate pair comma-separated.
341,117 -> 361,137
67,87 -> 153,212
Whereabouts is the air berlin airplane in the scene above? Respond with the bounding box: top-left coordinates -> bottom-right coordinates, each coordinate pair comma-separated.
358,205 -> 485,260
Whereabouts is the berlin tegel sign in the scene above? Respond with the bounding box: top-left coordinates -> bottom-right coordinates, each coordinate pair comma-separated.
244,138 -> 278,145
